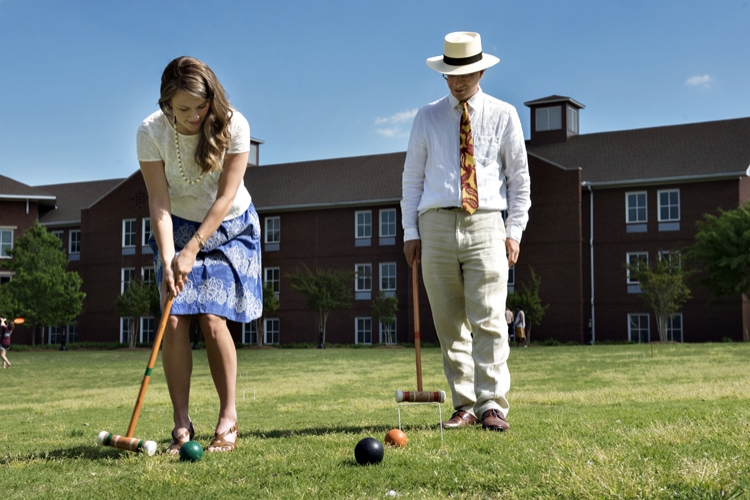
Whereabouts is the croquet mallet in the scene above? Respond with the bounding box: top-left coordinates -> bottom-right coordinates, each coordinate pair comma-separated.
98,295 -> 174,456
393,261 -> 446,405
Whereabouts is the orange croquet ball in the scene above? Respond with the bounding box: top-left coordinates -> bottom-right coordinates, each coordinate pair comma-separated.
385,429 -> 408,447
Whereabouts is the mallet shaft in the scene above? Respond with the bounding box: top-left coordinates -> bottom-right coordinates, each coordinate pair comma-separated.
412,261 -> 422,391
126,295 -> 173,438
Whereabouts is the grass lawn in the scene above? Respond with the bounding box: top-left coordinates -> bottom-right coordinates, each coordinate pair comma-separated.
1,343 -> 749,499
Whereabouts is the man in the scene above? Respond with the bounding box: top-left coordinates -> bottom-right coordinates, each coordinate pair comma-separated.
402,32 -> 531,431
505,306 -> 515,345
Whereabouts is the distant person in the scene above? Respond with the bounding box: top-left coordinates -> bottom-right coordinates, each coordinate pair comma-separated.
1,318 -> 14,368
402,32 -> 531,432
514,307 -> 527,348
137,56 -> 262,454
505,306 -> 515,345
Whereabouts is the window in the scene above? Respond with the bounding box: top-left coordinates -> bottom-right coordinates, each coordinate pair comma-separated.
120,317 -> 134,344
628,314 -> 650,343
567,105 -> 579,134
67,324 -> 79,344
658,250 -> 681,269
626,252 -> 648,284
121,268 -> 136,294
48,326 -> 64,345
626,192 -> 647,223
356,317 -> 372,344
379,209 -> 397,245
244,321 -> 258,344
51,230 -> 63,241
379,320 -> 397,344
667,314 -> 683,342
264,267 -> 280,298
141,317 -> 155,343
508,265 -> 515,293
142,218 -> 152,246
355,264 -> 372,300
658,189 -> 680,222
265,217 -> 280,244
380,263 -> 396,292
265,318 -> 280,345
355,211 -> 372,239
69,230 -> 81,254
535,106 -> 562,131
0,229 -> 13,258
142,266 -> 155,285
122,219 -> 137,247
0,274 -> 11,285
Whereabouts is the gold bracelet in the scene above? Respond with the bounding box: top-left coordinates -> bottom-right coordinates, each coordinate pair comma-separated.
193,232 -> 207,249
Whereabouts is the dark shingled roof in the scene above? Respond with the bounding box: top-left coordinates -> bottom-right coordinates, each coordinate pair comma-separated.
245,152 -> 406,211
0,174 -> 56,204
528,117 -> 750,185
37,179 -> 125,225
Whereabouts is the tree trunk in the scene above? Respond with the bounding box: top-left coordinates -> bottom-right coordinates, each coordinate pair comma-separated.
256,318 -> 264,347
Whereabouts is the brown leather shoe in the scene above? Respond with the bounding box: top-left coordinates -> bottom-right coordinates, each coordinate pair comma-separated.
441,410 -> 479,429
481,409 -> 510,431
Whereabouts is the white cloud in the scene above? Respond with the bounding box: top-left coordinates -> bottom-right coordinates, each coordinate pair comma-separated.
685,75 -> 713,88
375,127 -> 399,137
375,109 -> 418,125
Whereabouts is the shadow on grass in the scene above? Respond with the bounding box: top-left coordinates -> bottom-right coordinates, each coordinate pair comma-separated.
0,444 -> 138,464
243,424 -> 436,440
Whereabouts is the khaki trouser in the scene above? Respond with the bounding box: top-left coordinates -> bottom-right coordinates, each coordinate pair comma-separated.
419,209 -> 511,419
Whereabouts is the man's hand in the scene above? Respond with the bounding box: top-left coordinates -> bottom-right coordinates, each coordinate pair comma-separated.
404,239 -> 421,267
506,238 -> 520,266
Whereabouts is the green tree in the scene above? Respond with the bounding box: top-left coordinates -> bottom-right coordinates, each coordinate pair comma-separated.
4,221 -> 85,345
371,291 -> 398,345
115,278 -> 158,348
255,281 -> 280,347
686,202 -> 750,299
288,265 -> 353,348
506,266 -> 548,343
626,255 -> 691,342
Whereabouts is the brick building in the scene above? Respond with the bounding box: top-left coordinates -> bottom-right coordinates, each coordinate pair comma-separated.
1,97 -> 749,345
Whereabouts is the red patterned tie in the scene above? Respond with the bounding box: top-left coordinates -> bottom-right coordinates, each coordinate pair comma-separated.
460,102 -> 478,214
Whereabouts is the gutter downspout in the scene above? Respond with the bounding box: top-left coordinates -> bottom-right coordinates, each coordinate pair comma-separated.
585,182 -> 595,345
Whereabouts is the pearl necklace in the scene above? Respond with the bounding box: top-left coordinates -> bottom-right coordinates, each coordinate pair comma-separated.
174,124 -> 205,185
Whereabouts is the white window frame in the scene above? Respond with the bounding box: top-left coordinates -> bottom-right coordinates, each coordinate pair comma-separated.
628,313 -> 650,343
626,252 -> 648,284
355,211 -> 372,239
625,192 -> 647,223
122,219 -> 137,248
142,218 -> 152,246
265,216 -> 280,244
0,228 -> 14,258
658,250 -> 682,269
140,317 -> 155,343
667,313 -> 683,343
264,318 -> 280,345
379,262 -> 397,292
120,317 -> 134,344
69,229 -> 81,254
379,209 -> 397,238
355,264 -> 372,292
379,320 -> 397,344
356,317 -> 372,345
567,105 -> 579,133
243,321 -> 257,345
657,189 -> 680,222
121,268 -> 136,294
51,230 -> 63,241
264,267 -> 280,298
141,266 -> 155,285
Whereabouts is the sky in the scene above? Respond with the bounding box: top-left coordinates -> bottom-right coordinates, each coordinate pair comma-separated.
1,0 -> 749,187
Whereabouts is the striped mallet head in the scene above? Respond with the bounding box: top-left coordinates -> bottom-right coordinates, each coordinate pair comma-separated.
98,431 -> 157,456
395,390 -> 446,403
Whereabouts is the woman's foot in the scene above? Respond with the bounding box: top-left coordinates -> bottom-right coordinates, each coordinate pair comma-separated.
167,422 -> 194,455
208,422 -> 239,452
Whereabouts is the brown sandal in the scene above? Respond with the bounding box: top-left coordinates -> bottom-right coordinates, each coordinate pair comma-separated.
167,422 -> 195,455
208,423 -> 239,452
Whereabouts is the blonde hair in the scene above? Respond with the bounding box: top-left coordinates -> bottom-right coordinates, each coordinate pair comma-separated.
158,56 -> 233,173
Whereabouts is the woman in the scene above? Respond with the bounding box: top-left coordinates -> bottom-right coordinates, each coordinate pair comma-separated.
137,56 -> 262,454
1,318 -> 13,368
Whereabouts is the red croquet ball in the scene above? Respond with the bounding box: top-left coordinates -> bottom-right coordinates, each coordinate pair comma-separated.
385,429 -> 408,447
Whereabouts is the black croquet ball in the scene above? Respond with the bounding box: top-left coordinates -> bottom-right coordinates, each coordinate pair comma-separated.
354,437 -> 384,465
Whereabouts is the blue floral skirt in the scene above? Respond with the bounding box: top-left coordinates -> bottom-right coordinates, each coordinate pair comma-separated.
149,204 -> 263,322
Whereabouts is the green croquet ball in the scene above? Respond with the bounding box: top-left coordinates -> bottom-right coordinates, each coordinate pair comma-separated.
179,441 -> 204,462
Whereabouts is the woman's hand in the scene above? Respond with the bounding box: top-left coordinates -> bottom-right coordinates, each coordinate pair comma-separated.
161,257 -> 180,309
172,247 -> 198,291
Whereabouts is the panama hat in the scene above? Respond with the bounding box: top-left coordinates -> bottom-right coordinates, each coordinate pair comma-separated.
426,32 -> 499,75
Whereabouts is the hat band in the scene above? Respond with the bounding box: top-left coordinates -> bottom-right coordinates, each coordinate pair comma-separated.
443,52 -> 483,66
